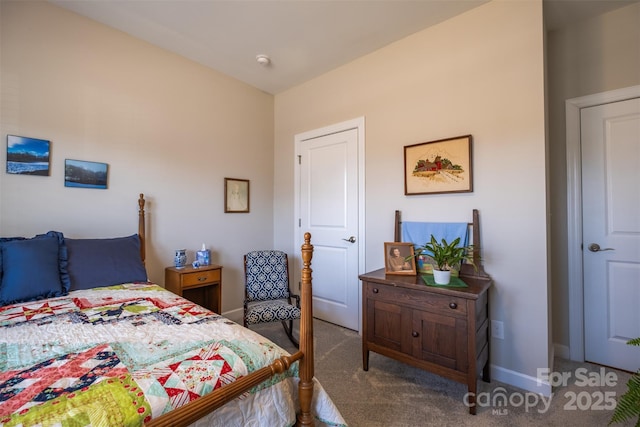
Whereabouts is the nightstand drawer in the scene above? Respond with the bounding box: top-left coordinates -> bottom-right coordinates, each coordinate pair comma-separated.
182,269 -> 221,287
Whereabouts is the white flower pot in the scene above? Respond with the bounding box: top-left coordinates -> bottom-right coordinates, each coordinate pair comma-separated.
433,269 -> 451,285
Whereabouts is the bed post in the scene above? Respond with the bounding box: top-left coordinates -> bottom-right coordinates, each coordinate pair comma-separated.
138,193 -> 146,264
297,232 -> 314,426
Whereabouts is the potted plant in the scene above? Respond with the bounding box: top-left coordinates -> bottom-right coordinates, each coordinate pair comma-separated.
412,235 -> 476,285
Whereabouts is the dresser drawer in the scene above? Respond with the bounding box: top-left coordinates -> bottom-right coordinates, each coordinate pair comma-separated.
182,269 -> 221,287
365,282 -> 467,316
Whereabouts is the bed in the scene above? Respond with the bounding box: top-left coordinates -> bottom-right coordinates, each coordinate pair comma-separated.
0,194 -> 346,427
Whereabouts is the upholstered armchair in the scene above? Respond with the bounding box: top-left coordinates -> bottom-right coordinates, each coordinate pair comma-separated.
243,250 -> 300,347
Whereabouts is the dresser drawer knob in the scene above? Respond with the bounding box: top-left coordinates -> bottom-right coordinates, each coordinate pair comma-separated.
198,276 -> 207,282
372,288 -> 379,294
412,331 -> 419,338
449,302 -> 457,309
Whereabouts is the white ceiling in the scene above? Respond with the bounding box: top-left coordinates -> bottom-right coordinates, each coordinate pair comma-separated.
50,0 -> 638,95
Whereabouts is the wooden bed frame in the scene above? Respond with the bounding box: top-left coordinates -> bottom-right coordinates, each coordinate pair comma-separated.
135,194 -> 316,427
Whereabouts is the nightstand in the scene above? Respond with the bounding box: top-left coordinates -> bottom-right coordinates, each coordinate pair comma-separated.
164,264 -> 222,313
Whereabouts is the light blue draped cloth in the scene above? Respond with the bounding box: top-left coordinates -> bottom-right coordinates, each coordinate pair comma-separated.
402,221 -> 469,248
402,222 -> 470,273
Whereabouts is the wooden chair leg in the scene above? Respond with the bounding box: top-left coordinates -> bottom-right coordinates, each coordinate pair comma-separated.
281,320 -> 299,348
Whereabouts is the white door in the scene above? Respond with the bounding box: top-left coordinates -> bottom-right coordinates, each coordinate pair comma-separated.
296,122 -> 362,331
582,97 -> 640,372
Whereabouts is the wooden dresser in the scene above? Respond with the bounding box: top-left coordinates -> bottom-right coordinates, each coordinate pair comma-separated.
359,268 -> 491,414
165,264 -> 223,313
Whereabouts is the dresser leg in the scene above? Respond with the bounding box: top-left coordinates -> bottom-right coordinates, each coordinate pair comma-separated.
362,349 -> 369,371
467,382 -> 477,415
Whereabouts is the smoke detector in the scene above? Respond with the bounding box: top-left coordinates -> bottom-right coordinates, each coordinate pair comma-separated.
256,54 -> 271,66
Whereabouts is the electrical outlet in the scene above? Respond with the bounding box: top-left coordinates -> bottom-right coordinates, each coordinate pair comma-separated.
491,320 -> 504,340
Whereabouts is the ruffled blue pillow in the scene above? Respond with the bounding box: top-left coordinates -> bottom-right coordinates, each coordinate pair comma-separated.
0,231 -> 70,306
0,236 -> 25,278
65,234 -> 147,290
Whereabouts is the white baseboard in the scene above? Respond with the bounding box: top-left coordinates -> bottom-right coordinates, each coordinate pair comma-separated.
491,364 -> 552,397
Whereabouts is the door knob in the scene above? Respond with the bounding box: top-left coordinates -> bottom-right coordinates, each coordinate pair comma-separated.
342,236 -> 356,243
588,243 -> 615,252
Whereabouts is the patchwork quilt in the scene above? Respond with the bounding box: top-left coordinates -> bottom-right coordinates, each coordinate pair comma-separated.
0,283 -> 346,427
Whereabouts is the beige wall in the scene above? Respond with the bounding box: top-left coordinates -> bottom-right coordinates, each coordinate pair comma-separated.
275,0 -> 549,389
547,3 -> 640,355
0,1 -> 275,314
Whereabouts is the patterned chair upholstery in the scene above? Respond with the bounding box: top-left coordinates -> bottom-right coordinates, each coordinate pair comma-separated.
243,250 -> 300,347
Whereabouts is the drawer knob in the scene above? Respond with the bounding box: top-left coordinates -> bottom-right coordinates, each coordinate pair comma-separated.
198,276 -> 207,282
372,288 -> 379,294
449,302 -> 457,309
412,331 -> 419,338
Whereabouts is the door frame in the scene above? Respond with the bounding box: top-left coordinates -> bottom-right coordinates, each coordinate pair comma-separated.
565,85 -> 640,362
293,117 -> 366,332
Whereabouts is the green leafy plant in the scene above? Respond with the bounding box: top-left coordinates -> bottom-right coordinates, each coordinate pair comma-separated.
610,337 -> 640,426
410,234 -> 476,272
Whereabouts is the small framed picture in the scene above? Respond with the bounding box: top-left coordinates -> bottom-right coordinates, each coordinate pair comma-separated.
225,178 -> 250,213
384,242 -> 417,275
6,135 -> 50,176
404,134 -> 473,195
64,159 -> 108,189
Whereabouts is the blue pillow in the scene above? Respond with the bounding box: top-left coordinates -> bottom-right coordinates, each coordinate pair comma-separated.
65,234 -> 148,290
0,231 -> 70,306
0,236 -> 25,277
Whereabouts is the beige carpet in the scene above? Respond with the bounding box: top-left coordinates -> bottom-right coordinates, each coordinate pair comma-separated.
251,319 -> 635,427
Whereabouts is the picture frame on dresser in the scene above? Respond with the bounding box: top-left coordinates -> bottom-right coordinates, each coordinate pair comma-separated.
384,242 -> 416,275
224,177 -> 250,213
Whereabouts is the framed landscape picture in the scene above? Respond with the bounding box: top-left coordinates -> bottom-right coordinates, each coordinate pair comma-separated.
64,159 -> 108,189
6,135 -> 50,176
404,135 -> 473,195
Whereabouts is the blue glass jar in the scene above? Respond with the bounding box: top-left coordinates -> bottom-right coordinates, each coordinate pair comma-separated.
174,249 -> 187,269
